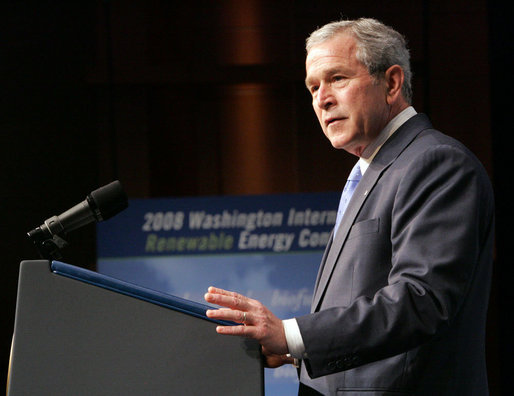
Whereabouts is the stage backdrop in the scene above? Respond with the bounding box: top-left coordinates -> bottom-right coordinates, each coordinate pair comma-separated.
97,192 -> 339,395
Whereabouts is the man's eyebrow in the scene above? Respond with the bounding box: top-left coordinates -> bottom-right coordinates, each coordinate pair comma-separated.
304,76 -> 314,88
305,67 -> 346,88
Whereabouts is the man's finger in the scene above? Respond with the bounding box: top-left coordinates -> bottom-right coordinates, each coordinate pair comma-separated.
207,286 -> 237,296
205,290 -> 249,311
206,308 -> 248,324
215,324 -> 253,337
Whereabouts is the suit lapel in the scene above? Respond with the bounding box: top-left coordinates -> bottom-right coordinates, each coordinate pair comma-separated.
311,165 -> 382,310
311,114 -> 433,311
311,230 -> 333,312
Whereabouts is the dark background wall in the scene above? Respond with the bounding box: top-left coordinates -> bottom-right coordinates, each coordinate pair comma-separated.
1,1 -> 511,393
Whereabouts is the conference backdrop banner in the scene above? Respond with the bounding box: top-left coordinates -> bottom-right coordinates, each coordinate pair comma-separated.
97,192 -> 339,395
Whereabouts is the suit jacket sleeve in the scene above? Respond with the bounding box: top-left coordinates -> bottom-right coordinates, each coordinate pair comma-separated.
296,142 -> 494,379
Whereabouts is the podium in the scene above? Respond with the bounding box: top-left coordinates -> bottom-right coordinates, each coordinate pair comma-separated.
8,260 -> 264,395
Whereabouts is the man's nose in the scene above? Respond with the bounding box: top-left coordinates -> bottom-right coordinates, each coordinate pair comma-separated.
315,83 -> 335,110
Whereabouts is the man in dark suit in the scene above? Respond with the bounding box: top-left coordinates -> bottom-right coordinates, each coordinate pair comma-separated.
205,18 -> 494,395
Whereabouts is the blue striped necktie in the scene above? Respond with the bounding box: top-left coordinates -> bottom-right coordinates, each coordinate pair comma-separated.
334,162 -> 362,237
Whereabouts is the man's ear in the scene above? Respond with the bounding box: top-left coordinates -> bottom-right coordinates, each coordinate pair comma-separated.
384,65 -> 404,104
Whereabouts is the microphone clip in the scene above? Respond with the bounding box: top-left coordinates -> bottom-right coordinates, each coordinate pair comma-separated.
27,226 -> 69,260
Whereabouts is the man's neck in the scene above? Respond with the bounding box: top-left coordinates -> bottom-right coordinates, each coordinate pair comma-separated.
358,106 -> 417,174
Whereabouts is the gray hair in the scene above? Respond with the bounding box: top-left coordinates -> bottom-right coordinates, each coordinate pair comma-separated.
306,18 -> 412,104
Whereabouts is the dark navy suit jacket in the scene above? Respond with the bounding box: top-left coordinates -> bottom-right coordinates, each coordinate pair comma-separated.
297,114 -> 494,395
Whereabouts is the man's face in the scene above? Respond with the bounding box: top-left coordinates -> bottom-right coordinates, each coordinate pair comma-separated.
305,33 -> 391,157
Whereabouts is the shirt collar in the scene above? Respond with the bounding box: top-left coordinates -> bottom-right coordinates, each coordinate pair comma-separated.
358,106 -> 417,175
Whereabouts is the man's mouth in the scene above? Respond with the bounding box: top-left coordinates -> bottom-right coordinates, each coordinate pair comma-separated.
325,117 -> 346,127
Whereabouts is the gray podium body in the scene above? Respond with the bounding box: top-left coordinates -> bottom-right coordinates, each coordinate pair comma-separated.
8,260 -> 263,395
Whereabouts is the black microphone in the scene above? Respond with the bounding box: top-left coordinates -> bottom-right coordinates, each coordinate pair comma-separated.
27,180 -> 128,259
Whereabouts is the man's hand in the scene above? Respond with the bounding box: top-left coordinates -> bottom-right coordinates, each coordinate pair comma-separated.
204,286 -> 289,356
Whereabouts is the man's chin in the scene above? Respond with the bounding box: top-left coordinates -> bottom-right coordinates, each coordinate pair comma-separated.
329,139 -> 362,156
328,137 -> 349,150
331,142 -> 346,150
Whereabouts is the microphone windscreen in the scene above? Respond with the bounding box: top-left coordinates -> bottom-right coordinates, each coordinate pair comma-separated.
89,180 -> 128,221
